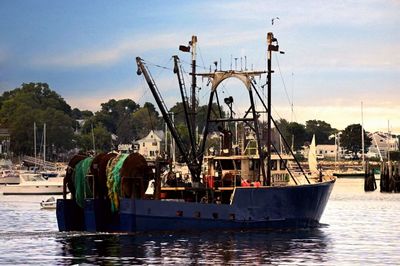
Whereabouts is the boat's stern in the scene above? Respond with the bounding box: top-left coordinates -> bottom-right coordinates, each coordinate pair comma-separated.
56,199 -> 85,231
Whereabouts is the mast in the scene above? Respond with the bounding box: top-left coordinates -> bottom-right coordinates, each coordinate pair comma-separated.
34,122 -> 37,171
190,36 -> 197,147
177,36 -> 199,178
91,123 -> 96,153
171,112 -> 176,164
164,118 -> 168,158
43,123 -> 46,168
266,32 -> 277,186
265,32 -> 287,186
173,55 -> 196,159
387,120 -> 391,162
361,101 -> 365,170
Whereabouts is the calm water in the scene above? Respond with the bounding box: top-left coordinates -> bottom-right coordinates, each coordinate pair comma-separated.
1,179 -> 399,265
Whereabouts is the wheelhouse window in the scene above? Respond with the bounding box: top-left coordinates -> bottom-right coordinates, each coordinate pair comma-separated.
234,160 -> 241,170
220,159 -> 235,170
271,160 -> 277,170
250,160 -> 259,170
280,160 -> 287,170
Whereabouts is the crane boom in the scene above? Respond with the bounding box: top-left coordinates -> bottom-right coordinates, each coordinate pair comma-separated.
136,57 -> 202,182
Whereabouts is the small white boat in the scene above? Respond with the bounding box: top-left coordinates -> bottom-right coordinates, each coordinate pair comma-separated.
40,196 -> 57,209
0,173 -> 63,195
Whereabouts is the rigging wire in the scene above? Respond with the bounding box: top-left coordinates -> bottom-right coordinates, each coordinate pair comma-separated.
252,77 -> 284,122
195,44 -> 214,106
274,53 -> 292,107
180,59 -> 208,71
274,54 -> 298,122
146,105 -> 155,131
135,78 -> 149,104
197,45 -> 207,71
142,59 -> 174,72
136,58 -> 174,110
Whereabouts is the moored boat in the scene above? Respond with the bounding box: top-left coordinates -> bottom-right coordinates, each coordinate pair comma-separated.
0,169 -> 20,185
0,159 -> 20,185
40,196 -> 57,209
0,173 -> 63,195
57,32 -> 335,233
333,170 -> 365,178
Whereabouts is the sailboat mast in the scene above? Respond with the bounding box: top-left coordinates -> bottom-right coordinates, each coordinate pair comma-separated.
43,123 -> 46,168
387,120 -> 391,162
361,101 -> 365,170
34,122 -> 37,170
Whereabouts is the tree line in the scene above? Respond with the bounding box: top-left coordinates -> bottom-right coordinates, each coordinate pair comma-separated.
0,82 -> 385,160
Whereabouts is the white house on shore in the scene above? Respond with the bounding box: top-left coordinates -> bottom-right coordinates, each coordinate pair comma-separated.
367,132 -> 399,159
316,144 -> 337,159
134,130 -> 164,160
303,144 -> 338,160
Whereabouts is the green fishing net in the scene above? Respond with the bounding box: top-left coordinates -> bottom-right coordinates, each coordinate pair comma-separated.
107,154 -> 128,212
74,157 -> 94,208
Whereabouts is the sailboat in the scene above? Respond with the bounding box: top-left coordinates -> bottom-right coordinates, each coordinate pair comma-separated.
308,134 -> 318,175
57,32 -> 335,233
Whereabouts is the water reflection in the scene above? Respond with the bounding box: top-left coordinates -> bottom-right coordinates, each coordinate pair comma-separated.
4,179 -> 400,264
55,228 -> 331,265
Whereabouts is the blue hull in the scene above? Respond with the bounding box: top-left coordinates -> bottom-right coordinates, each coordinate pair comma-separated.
57,179 -> 335,232
56,199 -> 85,231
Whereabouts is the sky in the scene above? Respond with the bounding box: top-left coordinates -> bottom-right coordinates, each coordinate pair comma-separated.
0,0 -> 399,133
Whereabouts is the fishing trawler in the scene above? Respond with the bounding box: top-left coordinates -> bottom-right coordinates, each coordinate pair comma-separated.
57,32 -> 335,232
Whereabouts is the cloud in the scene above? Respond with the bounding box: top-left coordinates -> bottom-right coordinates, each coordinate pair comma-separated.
30,30 -> 263,69
66,86 -> 144,111
22,0 -> 399,134
28,0 -> 400,73
203,0 -> 399,28
272,103 -> 400,133
65,73 -> 181,112
288,42 -> 400,73
31,33 -> 182,68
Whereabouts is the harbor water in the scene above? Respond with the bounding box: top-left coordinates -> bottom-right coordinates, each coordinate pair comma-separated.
0,178 -> 399,265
